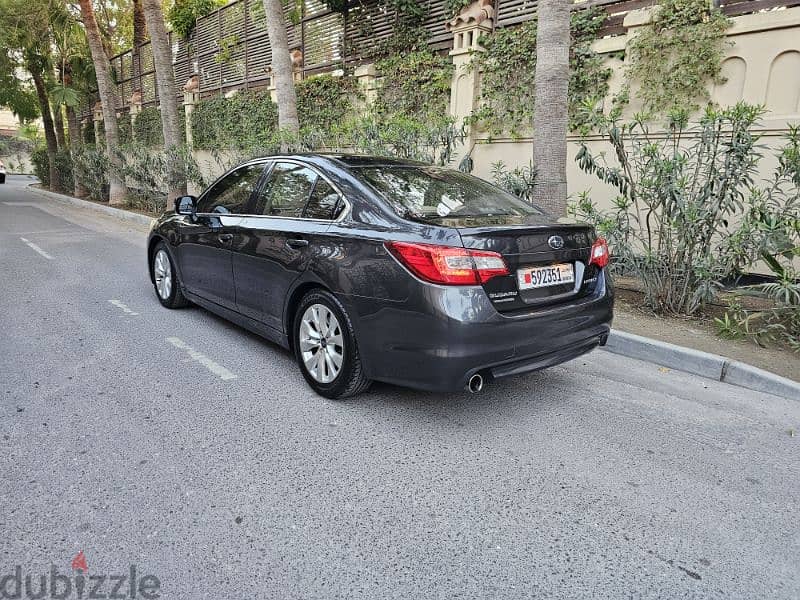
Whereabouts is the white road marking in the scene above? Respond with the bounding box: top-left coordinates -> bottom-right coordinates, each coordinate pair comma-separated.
109,299 -> 139,316
166,337 -> 238,381
19,237 -> 53,260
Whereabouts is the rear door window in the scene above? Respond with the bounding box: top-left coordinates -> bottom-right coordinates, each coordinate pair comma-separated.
254,162 -> 317,218
303,178 -> 343,220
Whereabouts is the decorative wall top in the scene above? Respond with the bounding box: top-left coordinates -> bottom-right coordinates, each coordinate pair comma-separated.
446,0 -> 494,31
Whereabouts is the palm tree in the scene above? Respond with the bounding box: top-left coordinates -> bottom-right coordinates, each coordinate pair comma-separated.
262,0 -> 300,144
141,0 -> 187,204
78,0 -> 125,205
0,0 -> 61,191
531,0 -> 571,216
26,52 -> 61,192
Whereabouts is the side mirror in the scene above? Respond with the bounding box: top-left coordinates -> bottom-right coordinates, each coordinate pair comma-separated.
175,195 -> 197,216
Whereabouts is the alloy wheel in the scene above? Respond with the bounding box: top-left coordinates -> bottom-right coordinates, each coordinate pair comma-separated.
154,249 -> 173,300
299,303 -> 344,383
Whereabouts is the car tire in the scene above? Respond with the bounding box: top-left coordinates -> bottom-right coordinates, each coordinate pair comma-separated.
151,242 -> 189,309
0,175 -> 5,184
293,289 -> 371,399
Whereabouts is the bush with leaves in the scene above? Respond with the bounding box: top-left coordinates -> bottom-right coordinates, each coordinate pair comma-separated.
73,147 -> 110,201
344,114 -> 466,166
111,143 -> 208,214
31,147 -> 48,184
118,112 -> 132,145
82,121 -> 96,145
191,89 -> 279,151
133,106 -> 166,147
469,9 -> 612,137
296,74 -> 360,135
32,147 -> 73,192
714,126 -> 800,350
571,103 -> 798,316
490,160 -> 537,202
374,49 -> 453,124
627,0 -> 730,115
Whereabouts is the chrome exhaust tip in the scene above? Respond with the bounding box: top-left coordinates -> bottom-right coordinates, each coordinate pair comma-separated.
467,373 -> 484,394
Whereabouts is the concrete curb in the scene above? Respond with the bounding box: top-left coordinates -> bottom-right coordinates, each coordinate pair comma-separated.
28,184 -> 155,228
604,330 -> 800,400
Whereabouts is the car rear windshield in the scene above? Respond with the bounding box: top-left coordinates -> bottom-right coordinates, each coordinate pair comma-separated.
353,166 -> 546,221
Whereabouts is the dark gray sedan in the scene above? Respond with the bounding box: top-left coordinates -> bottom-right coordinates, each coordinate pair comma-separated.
147,154 -> 613,398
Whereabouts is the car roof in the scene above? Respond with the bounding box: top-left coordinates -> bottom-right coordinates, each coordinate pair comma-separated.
252,153 -> 430,169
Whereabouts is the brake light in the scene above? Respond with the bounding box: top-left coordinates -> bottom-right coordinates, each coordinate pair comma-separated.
589,238 -> 610,268
385,241 -> 509,285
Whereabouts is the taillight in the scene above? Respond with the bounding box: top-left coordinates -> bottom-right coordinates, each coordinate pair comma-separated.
589,238 -> 610,268
385,241 -> 509,285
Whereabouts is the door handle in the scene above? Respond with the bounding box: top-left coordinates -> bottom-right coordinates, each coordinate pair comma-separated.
286,238 -> 309,249
218,233 -> 233,244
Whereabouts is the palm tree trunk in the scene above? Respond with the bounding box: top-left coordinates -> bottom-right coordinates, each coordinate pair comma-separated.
141,0 -> 187,205
53,103 -> 67,150
29,65 -> 61,193
531,0 -> 571,217
66,105 -> 88,198
132,0 -> 147,95
79,0 -> 125,205
262,0 -> 300,146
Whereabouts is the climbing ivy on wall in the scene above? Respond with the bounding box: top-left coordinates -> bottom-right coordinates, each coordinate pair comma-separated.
296,74 -> 360,134
374,49 -> 453,122
133,106 -> 166,147
191,90 -> 279,151
469,8 -> 612,137
626,0 -> 730,115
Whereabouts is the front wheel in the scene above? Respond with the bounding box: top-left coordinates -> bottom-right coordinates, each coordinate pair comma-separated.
151,242 -> 189,308
293,290 -> 371,399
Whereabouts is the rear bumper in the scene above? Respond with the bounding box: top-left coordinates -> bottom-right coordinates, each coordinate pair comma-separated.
342,272 -> 614,393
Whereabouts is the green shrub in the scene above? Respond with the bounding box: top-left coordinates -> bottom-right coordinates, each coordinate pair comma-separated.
490,160 -> 537,202
118,112 -> 132,145
55,150 -> 74,192
344,113 -> 465,166
191,89 -> 279,151
133,107 -> 165,147
374,49 -> 452,123
83,121 -> 95,145
32,148 -> 74,192
296,75 -> 360,135
73,147 -> 109,201
572,103 -> 799,316
31,147 -> 49,184
715,125 -> 800,350
111,143 -> 208,213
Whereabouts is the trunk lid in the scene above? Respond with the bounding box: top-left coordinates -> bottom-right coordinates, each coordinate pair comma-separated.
454,220 -> 598,312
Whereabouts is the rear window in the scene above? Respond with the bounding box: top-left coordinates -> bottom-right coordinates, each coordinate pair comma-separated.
353,166 -> 545,221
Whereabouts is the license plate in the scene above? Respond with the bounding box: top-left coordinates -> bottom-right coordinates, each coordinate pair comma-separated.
517,263 -> 575,290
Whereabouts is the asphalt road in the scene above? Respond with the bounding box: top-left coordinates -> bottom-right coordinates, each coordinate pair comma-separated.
1,175 -> 798,599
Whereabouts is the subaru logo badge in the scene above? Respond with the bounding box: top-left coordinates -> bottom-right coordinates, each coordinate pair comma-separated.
548,235 -> 565,250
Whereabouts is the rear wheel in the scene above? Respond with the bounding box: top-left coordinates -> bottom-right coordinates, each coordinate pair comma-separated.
152,242 -> 189,308
293,290 -> 371,399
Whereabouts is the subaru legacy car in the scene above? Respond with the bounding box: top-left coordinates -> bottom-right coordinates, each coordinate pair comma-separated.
147,154 -> 613,398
